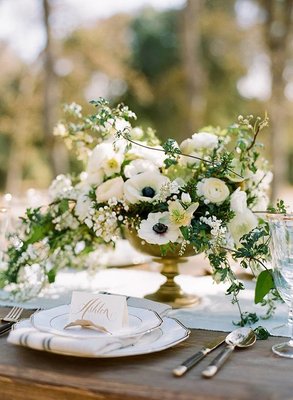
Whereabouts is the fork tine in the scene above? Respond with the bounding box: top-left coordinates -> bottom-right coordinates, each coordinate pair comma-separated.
3,306 -> 17,320
12,307 -> 23,321
8,307 -> 19,320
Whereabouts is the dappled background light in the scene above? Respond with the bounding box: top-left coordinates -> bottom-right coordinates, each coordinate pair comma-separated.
0,0 -> 292,206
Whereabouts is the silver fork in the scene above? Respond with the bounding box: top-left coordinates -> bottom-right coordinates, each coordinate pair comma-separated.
0,306 -> 24,335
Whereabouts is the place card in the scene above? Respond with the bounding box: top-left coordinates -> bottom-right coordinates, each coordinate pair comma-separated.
66,291 -> 129,333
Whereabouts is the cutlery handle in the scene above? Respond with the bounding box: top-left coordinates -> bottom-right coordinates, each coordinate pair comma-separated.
173,348 -> 208,376
202,345 -> 234,378
0,321 -> 14,335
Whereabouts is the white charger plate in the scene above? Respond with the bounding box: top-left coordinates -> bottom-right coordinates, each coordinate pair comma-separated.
31,305 -> 163,339
12,317 -> 190,358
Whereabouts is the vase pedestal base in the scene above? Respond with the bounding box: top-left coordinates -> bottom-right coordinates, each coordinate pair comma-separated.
145,289 -> 200,309
144,257 -> 201,309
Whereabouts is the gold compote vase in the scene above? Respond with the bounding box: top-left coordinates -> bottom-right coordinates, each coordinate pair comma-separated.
126,229 -> 200,308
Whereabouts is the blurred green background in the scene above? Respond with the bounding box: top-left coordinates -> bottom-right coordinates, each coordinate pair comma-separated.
0,0 -> 292,205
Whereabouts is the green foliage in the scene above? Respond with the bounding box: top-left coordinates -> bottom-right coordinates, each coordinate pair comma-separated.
255,270 -> 274,304
254,326 -> 270,340
234,312 -> 259,327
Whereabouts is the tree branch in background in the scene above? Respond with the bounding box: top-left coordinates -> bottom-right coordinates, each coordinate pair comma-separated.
42,0 -> 69,177
181,0 -> 206,132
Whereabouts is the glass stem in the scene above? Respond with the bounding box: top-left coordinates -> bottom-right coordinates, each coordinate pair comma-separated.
288,304 -> 293,346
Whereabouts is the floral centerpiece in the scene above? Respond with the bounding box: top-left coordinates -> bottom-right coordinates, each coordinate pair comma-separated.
0,99 -> 284,324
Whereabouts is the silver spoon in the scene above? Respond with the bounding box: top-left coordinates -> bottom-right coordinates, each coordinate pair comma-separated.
202,327 -> 256,378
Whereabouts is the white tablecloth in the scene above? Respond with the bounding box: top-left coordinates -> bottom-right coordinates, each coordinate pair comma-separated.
0,268 -> 289,337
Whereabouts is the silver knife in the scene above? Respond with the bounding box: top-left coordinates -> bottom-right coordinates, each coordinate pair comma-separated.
173,335 -> 226,377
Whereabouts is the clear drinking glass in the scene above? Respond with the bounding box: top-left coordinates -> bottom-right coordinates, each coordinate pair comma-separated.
268,214 -> 293,358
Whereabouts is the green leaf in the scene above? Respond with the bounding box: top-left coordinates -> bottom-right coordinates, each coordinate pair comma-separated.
59,199 -> 69,214
254,270 -> 274,304
27,223 -> 51,244
254,326 -> 270,340
47,268 -> 57,284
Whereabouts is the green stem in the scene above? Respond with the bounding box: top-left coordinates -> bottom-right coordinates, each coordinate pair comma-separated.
119,131 -> 244,179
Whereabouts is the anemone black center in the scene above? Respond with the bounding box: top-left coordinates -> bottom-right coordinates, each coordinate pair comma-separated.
153,223 -> 168,234
142,186 -> 155,198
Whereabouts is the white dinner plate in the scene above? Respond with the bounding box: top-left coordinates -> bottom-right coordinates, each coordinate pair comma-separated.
31,305 -> 163,339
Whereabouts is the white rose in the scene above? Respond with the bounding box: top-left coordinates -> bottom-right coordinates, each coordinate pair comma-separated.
96,177 -> 124,203
230,188 -> 247,214
228,210 -> 258,246
197,178 -> 229,204
124,172 -> 169,204
124,159 -> 159,178
191,132 -> 219,150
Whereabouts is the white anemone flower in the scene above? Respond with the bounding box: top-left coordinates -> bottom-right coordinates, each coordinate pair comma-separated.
124,172 -> 170,204
168,200 -> 199,226
197,178 -> 229,204
124,159 -> 159,178
138,212 -> 181,245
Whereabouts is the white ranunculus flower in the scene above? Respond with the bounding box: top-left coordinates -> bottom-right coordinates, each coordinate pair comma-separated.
124,159 -> 159,178
138,212 -> 181,245
191,132 -> 219,150
228,210 -> 258,246
124,172 -> 169,204
197,178 -> 229,204
96,177 -> 124,203
230,188 -> 248,214
87,142 -> 123,177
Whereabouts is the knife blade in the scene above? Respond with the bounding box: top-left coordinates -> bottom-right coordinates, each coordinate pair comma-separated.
173,335 -> 226,377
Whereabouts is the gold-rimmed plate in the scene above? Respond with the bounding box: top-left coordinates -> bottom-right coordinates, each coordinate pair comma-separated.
31,305 -> 163,340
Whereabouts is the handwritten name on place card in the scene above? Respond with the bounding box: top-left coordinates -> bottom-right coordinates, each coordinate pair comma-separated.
67,291 -> 129,332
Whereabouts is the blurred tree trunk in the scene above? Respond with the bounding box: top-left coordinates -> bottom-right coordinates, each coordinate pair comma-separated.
181,0 -> 206,132
42,0 -> 69,177
5,76 -> 31,195
261,0 -> 293,201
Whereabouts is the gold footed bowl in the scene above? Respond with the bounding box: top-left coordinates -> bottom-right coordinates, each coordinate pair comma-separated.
126,230 -> 201,308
